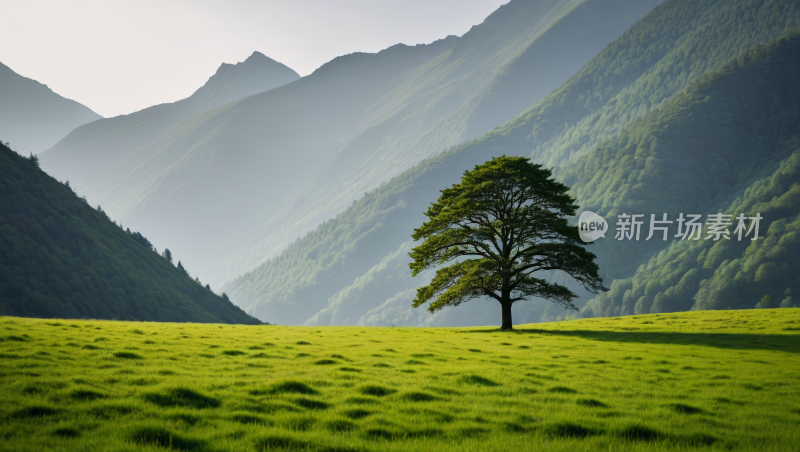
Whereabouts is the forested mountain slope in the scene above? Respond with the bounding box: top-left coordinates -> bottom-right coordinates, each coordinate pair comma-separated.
0,142 -> 259,324
204,0 -> 661,287
221,0 -> 800,326
0,61 -> 101,154
38,51 -> 299,189
316,31 -> 800,326
584,147 -> 800,317
578,32 -> 800,316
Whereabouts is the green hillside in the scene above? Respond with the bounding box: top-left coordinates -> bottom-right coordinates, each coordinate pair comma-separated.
555,27 -> 800,282
583,146 -> 800,316
1,310 -> 798,451
222,0 -> 800,326
0,142 -> 259,324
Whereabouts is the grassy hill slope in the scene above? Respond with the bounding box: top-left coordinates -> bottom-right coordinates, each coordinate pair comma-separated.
0,142 -> 259,324
1,309 -> 798,451
223,0 -> 800,326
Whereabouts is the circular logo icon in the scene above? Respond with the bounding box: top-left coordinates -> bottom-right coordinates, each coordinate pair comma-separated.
578,211 -> 607,243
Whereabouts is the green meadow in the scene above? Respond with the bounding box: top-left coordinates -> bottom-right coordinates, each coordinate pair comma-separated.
1,310 -> 799,452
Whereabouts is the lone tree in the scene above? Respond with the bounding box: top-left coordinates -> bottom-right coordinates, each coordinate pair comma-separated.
409,156 -> 606,330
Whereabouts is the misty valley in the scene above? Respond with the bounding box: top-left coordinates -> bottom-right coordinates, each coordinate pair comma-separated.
2,0 -> 800,450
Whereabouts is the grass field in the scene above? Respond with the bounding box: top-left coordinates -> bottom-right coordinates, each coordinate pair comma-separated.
1,309 -> 799,452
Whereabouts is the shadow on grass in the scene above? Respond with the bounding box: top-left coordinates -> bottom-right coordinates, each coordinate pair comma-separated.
130,427 -> 207,451
460,329 -> 800,353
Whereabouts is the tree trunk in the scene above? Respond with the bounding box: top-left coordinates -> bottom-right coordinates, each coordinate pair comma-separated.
500,301 -> 513,330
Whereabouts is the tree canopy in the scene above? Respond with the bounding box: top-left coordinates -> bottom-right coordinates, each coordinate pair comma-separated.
409,156 -> 606,330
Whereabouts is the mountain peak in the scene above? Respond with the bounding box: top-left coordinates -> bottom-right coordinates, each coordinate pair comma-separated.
246,51 -> 266,61
187,52 -> 300,111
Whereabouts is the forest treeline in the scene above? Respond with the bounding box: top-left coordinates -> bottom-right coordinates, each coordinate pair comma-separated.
0,143 -> 260,324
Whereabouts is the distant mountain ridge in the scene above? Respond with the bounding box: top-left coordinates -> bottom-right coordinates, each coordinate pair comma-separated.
184,51 -> 299,112
34,0 -> 658,288
0,61 -> 101,154
62,37 -> 458,280
204,0 -> 663,287
39,51 -> 299,189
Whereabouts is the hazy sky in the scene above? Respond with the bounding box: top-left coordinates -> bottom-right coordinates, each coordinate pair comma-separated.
3,0 -> 507,118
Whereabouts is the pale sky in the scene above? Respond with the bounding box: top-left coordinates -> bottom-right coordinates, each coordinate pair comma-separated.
2,0 -> 508,118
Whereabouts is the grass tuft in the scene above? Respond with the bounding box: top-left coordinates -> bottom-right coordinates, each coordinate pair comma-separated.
326,419 -> 357,432
577,398 -> 608,408
112,351 -> 143,359
668,403 -> 704,414
343,408 -> 371,419
70,389 -> 106,401
129,426 -> 205,451
458,374 -> 500,386
617,424 -> 666,441
143,388 -> 220,409
680,432 -> 718,446
12,406 -> 59,418
401,391 -> 438,402
294,397 -> 328,410
547,386 -> 578,394
359,385 -> 395,397
254,436 -> 307,451
541,422 -> 601,438
269,380 -> 317,395
52,427 -> 80,438
231,413 -> 269,425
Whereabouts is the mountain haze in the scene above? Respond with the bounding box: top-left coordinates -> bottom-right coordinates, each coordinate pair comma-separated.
220,0 -> 800,326
68,38 -> 458,279
0,142 -> 259,324
39,51 -> 299,188
0,62 -> 101,154
204,0 -> 663,287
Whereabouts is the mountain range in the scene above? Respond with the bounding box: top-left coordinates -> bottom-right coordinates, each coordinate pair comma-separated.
39,51 -> 299,190
219,0 -> 800,326
7,0 -> 799,327
204,0 -> 664,288
32,0 -> 662,286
